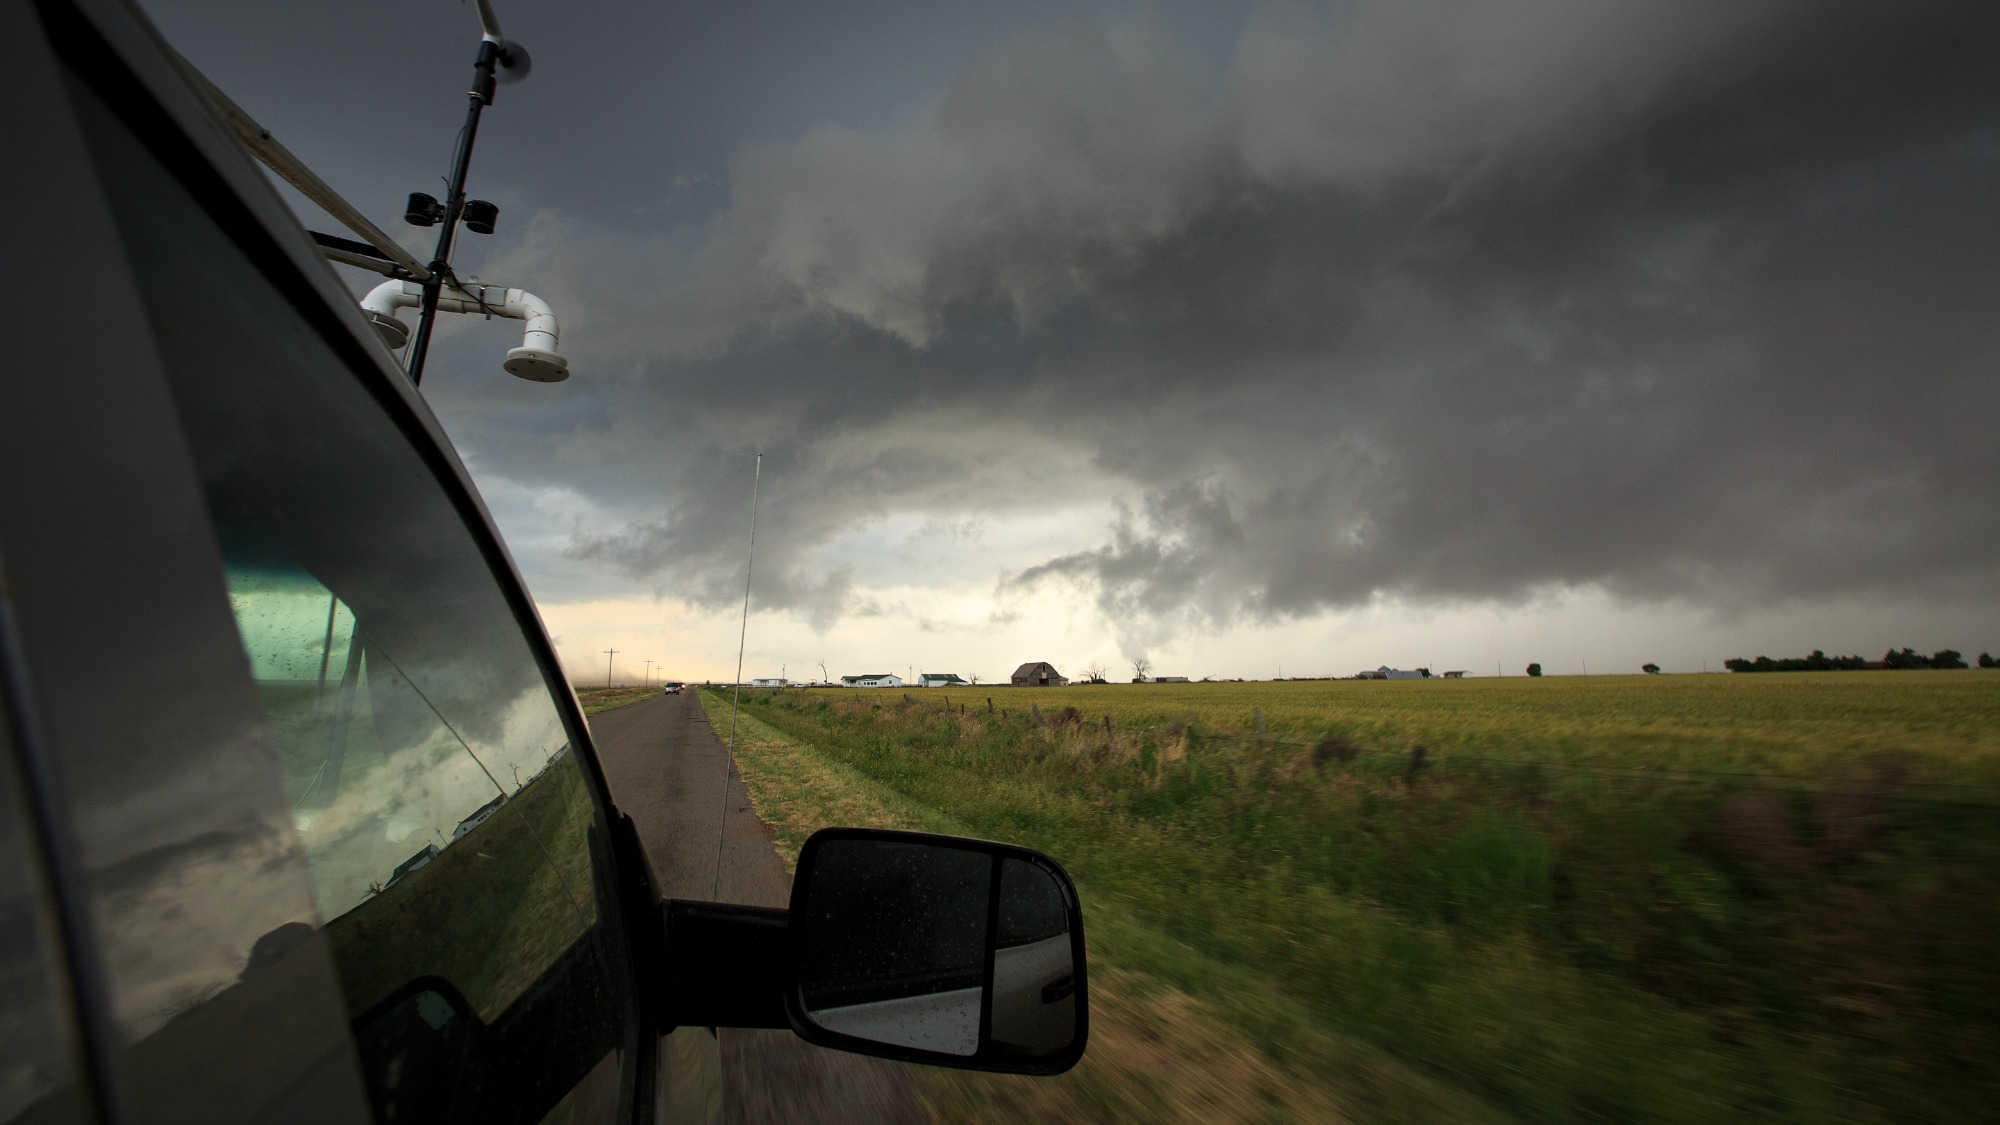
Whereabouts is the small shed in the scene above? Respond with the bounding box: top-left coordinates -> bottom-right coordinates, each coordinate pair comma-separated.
1010,661 -> 1067,687
918,673 -> 968,688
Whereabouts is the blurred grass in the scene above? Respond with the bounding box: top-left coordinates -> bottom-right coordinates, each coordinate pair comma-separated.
705,675 -> 2000,1123
574,685 -> 663,716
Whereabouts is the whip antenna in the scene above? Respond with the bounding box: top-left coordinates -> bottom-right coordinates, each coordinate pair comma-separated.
713,452 -> 762,896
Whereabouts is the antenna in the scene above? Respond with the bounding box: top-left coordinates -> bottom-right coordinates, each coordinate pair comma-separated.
714,453 -> 762,897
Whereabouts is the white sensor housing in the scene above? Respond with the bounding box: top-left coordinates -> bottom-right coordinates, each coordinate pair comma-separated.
362,280 -> 570,382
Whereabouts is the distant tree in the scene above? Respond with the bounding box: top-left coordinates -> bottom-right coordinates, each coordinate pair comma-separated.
1931,649 -> 1967,669
1083,661 -> 1108,684
1131,657 -> 1153,682
1642,663 -> 1661,675
1883,647 -> 1929,670
1526,663 -> 1543,677
1980,653 -> 1997,669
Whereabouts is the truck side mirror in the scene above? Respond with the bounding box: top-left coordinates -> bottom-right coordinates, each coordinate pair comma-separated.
786,828 -> 1087,1075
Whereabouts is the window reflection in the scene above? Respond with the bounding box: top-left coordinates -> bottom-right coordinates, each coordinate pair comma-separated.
66,38 -> 633,1122
0,707 -> 84,1123
222,547 -> 581,944
216,540 -> 608,1039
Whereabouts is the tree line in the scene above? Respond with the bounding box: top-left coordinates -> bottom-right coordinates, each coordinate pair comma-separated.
1723,648 -> 1982,672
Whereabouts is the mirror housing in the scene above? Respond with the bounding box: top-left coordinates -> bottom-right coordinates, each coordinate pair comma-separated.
785,828 -> 1088,1075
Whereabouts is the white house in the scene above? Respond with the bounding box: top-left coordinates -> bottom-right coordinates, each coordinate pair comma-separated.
839,673 -> 902,688
1370,666 -> 1428,680
918,672 -> 968,688
748,677 -> 788,688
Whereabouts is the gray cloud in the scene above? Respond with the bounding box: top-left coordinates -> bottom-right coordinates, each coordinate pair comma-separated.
408,0 -> 2000,642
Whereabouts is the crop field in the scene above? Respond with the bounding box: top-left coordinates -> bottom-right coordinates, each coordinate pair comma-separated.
699,673 -> 2000,1123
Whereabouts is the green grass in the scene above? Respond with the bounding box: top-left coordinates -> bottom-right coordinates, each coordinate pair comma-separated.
575,685 -> 664,716
706,675 -> 2000,1123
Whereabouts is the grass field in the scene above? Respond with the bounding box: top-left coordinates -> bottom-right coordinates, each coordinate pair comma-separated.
699,673 -> 2000,1124
574,685 -> 666,716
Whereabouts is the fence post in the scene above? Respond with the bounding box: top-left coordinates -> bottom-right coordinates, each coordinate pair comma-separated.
987,697 -> 993,714
1255,707 -> 1267,744
1032,702 -> 1043,726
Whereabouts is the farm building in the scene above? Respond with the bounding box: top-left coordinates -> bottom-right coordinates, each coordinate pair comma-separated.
1011,662 -> 1067,687
918,672 -> 968,688
749,677 -> 787,688
839,673 -> 902,688
1135,675 -> 1190,683
1358,667 -> 1429,680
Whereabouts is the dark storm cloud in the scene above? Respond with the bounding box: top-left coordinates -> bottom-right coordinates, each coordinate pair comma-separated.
147,0 -> 2000,636
492,0 -> 2000,637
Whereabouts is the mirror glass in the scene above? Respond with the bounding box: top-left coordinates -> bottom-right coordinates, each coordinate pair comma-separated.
991,858 -> 1076,1054
792,832 -> 1084,1066
795,839 -> 992,1056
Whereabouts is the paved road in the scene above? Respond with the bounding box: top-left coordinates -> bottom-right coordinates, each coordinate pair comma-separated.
589,692 -> 927,1125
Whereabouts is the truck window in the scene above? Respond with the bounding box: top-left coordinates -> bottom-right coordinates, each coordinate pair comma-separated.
62,61 -> 636,1125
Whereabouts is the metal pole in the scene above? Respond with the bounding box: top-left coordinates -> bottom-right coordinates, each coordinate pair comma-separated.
604,647 -> 619,687
727,454 -> 764,757
714,453 -> 763,899
407,39 -> 501,385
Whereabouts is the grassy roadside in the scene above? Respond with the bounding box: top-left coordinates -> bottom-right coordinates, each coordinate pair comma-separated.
706,680 -> 2000,1124
708,693 -> 1509,1123
574,685 -> 661,716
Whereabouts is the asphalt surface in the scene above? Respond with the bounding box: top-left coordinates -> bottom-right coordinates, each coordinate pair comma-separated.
588,691 -> 927,1125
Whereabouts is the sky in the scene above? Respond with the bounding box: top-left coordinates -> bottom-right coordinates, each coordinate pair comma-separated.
135,0 -> 2000,685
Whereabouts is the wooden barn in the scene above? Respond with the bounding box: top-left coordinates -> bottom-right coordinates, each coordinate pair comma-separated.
1011,661 -> 1068,687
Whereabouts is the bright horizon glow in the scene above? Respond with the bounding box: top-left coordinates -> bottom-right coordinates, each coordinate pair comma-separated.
537,578 -> 1997,688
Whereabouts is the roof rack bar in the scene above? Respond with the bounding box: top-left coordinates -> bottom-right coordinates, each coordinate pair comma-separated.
309,230 -> 392,261
320,245 -> 402,277
182,67 -> 433,283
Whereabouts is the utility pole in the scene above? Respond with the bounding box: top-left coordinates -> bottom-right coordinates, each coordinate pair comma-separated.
643,659 -> 653,687
603,647 -> 619,688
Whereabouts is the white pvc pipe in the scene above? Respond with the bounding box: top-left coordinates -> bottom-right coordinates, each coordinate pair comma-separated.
361,280 -> 569,381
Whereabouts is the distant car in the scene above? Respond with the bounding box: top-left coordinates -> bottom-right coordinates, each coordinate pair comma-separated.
661,682 -> 683,695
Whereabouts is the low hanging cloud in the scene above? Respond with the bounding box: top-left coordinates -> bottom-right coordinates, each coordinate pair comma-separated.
487,0 -> 2000,640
